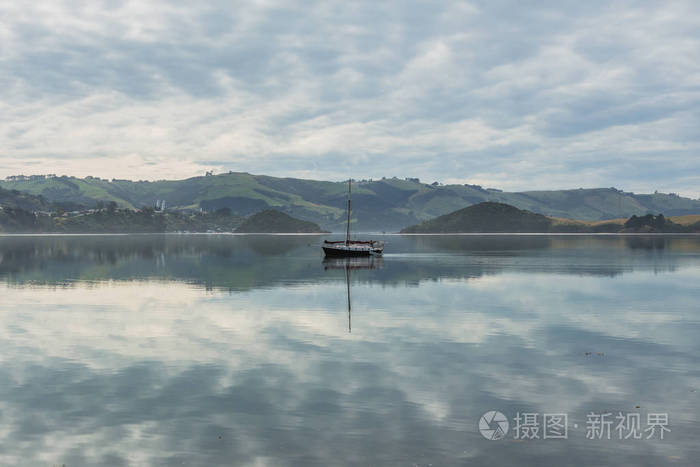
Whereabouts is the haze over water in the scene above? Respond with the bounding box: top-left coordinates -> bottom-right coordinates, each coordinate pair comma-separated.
1,234 -> 699,466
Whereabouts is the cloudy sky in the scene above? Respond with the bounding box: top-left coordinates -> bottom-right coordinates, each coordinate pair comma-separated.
1,1 -> 699,196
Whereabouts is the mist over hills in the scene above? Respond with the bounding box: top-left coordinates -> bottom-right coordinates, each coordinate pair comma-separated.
2,173 -> 700,232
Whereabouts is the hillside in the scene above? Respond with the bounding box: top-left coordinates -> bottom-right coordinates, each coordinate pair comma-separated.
401,202 -> 552,233
0,207 -> 243,234
2,174 -> 700,231
0,185 -> 82,212
620,214 -> 695,233
235,209 -> 327,233
401,202 -> 700,233
0,186 -> 84,231
670,214 -> 700,226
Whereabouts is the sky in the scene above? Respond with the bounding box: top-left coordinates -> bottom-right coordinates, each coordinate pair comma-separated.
0,1 -> 699,197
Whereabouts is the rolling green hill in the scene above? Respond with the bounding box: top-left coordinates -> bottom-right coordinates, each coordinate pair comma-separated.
401,202 -> 552,233
0,185 -> 78,212
0,206 -> 243,234
2,174 -> 700,231
401,202 -> 700,233
235,209 -> 327,233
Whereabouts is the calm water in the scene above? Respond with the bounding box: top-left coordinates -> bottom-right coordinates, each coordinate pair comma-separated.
1,234 -> 699,466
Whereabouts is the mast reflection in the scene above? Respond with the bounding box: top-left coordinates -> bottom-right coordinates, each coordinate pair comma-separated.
323,257 -> 383,333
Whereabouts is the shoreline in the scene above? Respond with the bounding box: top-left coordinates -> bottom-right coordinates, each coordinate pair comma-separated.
2,232 -> 700,237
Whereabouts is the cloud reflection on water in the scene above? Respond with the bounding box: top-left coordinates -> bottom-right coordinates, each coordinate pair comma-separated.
0,235 -> 699,465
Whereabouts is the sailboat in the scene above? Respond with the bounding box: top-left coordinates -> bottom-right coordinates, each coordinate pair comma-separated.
322,179 -> 384,257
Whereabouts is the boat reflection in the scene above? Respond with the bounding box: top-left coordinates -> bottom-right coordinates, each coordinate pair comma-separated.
322,256 -> 384,270
322,257 -> 383,333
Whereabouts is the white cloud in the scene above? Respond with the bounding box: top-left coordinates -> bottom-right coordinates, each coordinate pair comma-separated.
1,1 -> 699,196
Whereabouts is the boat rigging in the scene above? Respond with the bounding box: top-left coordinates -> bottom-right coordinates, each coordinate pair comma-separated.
322,179 -> 384,257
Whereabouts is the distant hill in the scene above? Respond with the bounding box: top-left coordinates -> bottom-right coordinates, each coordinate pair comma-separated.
401,202 -> 552,233
401,202 -> 700,233
2,173 -> 700,231
0,206 -> 243,234
235,209 -> 327,233
0,185 -> 81,212
620,214 -> 696,233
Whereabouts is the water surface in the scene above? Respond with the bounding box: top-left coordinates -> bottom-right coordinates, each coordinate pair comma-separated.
0,234 -> 699,466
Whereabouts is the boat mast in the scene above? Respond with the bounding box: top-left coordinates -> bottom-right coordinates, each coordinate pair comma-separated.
345,179 -> 351,245
346,262 -> 351,333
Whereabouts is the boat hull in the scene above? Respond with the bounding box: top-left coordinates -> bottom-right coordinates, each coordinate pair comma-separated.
323,246 -> 379,257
